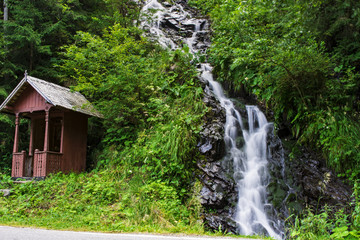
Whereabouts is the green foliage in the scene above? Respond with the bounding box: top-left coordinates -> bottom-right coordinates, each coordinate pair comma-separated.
188,0 -> 222,15
288,183 -> 360,239
0,172 -> 204,233
104,0 -> 141,28
301,0 -> 360,69
0,115 -> 13,174
60,24 -> 206,194
352,182 -> 360,233
301,108 -> 360,179
139,182 -> 188,223
0,31 -> 6,83
2,0 -> 116,83
0,87 -> 13,174
1,0 -> 207,235
288,208 -> 352,239
60,25 -> 151,141
289,209 -> 331,240
189,0 -> 360,181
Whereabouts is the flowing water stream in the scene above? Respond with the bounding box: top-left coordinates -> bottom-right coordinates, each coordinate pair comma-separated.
201,65 -> 283,239
140,1 -> 284,239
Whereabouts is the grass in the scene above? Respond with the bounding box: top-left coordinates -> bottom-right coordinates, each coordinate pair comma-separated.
0,171 -> 271,239
0,172 -> 196,232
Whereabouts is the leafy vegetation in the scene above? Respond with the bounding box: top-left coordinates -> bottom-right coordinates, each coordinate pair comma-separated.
2,0 -> 360,238
288,182 -> 360,239
3,0 -> 115,83
0,113 -> 13,174
188,0 -> 360,179
59,24 -> 206,193
0,0 -> 208,234
188,0 -> 360,238
0,0 -> 121,175
0,172 -> 204,233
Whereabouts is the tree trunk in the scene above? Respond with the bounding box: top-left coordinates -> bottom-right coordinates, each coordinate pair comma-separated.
3,0 -> 8,83
3,0 -> 8,21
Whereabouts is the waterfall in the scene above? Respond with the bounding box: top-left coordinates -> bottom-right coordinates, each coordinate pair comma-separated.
235,106 -> 281,238
201,65 -> 283,239
140,1 -> 284,239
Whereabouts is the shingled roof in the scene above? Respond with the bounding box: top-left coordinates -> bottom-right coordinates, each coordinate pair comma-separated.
0,75 -> 102,118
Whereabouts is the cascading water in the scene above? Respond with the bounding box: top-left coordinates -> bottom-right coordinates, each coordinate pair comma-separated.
141,1 -> 284,239
201,65 -> 283,239
235,106 -> 281,238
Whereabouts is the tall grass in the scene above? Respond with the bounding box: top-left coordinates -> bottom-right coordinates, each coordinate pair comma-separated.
0,171 -> 204,234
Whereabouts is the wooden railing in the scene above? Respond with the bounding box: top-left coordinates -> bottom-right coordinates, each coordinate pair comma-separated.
33,150 -> 63,177
11,151 -> 26,177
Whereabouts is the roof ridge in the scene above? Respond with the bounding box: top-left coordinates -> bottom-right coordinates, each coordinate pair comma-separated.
1,75 -> 102,118
27,76 -> 79,94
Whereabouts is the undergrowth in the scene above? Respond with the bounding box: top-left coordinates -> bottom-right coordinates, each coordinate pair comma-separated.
0,15 -> 211,237
188,0 -> 360,182
288,182 -> 360,239
0,172 -> 204,234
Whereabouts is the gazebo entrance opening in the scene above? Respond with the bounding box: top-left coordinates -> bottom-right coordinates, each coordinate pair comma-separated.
13,110 -> 64,178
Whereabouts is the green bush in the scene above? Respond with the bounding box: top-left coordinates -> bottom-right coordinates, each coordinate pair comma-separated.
0,171 -> 204,233
60,25 -> 206,195
289,183 -> 360,239
189,0 -> 360,181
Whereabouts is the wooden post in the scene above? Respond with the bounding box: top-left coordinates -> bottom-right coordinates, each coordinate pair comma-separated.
33,149 -> 39,177
60,118 -> 64,153
29,118 -> 34,156
13,113 -> 19,153
44,109 -> 49,152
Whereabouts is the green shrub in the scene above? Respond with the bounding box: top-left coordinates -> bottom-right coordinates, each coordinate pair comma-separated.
289,183 -> 360,239
189,0 -> 360,182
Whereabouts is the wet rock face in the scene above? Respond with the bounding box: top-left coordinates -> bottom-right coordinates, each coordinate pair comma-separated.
198,90 -> 226,162
198,167 -> 238,233
266,127 -> 353,221
286,146 -> 352,212
141,0 -> 234,232
141,0 -> 211,52
197,83 -> 236,232
197,94 -> 353,233
265,128 -> 291,221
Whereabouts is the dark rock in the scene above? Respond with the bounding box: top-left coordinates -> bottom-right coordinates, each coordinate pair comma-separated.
161,18 -> 181,30
179,30 -> 194,38
181,20 -> 197,31
198,91 -> 226,162
162,2 -> 172,7
286,146 -> 352,212
197,84 -> 237,233
203,213 -> 238,234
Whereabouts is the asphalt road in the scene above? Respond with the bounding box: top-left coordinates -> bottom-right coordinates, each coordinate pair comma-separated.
0,226 -> 261,240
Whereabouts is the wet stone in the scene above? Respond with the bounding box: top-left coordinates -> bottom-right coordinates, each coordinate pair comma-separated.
161,18 -> 180,30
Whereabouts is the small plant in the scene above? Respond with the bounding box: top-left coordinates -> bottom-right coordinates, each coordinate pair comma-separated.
288,183 -> 360,239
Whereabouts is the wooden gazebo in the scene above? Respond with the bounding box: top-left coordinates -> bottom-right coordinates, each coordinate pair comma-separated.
0,73 -> 101,178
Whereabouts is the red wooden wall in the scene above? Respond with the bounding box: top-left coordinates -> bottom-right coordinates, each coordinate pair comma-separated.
13,86 -> 47,113
62,111 -> 88,173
